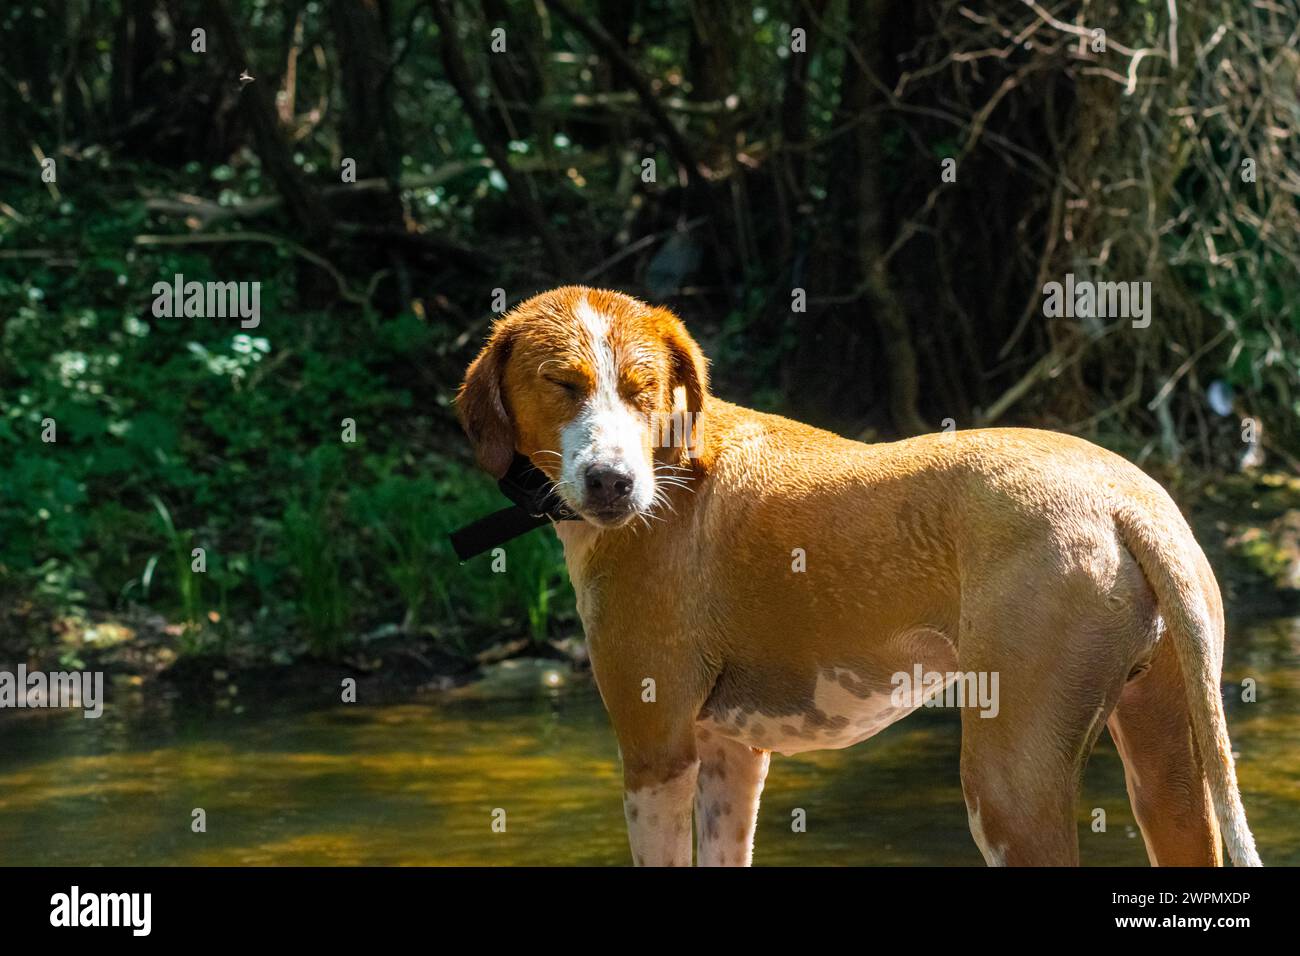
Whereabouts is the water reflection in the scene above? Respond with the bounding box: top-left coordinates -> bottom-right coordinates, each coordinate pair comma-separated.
1,617 -> 1296,865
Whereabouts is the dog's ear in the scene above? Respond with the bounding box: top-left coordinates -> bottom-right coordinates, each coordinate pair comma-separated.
663,318 -> 709,413
456,323 -> 517,479
653,308 -> 711,467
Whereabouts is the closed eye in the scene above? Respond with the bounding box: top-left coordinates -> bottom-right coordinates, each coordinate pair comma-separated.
620,380 -> 656,403
544,376 -> 584,398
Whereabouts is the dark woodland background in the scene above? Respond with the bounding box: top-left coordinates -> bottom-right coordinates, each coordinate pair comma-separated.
1,0 -> 1298,669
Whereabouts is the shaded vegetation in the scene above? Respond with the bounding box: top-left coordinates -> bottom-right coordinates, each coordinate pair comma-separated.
0,0 -> 1297,667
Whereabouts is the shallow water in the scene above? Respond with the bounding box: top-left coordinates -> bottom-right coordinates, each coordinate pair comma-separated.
1,617 -> 1297,866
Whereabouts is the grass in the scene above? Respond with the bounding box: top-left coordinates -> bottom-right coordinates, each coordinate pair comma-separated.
148,495 -> 205,651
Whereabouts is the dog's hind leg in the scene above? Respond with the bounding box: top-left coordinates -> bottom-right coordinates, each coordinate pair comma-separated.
693,727 -> 771,867
1107,636 -> 1222,865
955,562 -> 1143,865
959,703 -> 1100,866
959,685 -> 1124,865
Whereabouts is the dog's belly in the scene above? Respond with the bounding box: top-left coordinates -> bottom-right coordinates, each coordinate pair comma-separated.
698,664 -> 959,756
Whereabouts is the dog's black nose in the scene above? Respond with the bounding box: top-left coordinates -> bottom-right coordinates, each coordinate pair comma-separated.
584,464 -> 633,508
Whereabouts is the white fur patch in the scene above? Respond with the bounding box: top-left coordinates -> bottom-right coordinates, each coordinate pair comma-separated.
624,762 -> 698,866
559,296 -> 655,515
694,730 -> 770,866
966,801 -> 1009,866
700,666 -> 959,755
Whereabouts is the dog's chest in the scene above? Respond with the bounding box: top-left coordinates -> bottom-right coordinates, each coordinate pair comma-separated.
698,665 -> 933,756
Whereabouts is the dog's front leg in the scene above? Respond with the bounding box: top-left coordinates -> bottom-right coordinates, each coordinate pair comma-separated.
587,630 -> 718,866
694,727 -> 770,866
611,701 -> 707,866
622,748 -> 699,867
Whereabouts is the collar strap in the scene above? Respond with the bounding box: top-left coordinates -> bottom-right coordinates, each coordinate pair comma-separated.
449,454 -> 581,561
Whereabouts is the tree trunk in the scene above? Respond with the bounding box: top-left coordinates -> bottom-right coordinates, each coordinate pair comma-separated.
780,0 -> 828,205
686,0 -> 735,170
795,0 -> 927,436
329,0 -> 404,229
209,0 -> 332,243
433,0 -> 572,272
481,0 -> 544,141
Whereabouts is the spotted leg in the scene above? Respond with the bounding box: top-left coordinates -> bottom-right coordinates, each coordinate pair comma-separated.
622,745 -> 699,867
694,727 -> 771,866
586,627 -> 719,867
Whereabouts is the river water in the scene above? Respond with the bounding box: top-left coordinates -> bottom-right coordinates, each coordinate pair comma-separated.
1,616 -> 1296,865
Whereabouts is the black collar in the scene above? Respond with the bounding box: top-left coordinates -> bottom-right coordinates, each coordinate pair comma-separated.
449,454 -> 581,561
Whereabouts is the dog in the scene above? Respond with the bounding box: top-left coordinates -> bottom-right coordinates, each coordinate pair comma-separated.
456,285 -> 1260,867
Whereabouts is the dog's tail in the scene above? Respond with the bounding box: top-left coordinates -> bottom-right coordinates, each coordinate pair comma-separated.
1115,504 -> 1261,867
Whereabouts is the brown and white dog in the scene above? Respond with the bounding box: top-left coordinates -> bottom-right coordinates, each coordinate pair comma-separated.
456,285 -> 1260,867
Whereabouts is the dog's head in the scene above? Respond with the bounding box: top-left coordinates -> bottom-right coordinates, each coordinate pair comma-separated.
456,286 -> 709,528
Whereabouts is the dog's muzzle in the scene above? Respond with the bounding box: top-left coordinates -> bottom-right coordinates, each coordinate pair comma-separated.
581,462 -> 637,524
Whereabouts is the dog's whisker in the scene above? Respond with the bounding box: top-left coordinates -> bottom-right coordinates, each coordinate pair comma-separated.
654,482 -> 695,496
644,490 -> 678,519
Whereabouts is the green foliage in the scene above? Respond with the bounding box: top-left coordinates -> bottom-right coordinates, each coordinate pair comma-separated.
148,495 -> 204,644
282,497 -> 348,658
0,182 -> 573,661
420,471 -> 571,646
1,0 -> 1296,668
